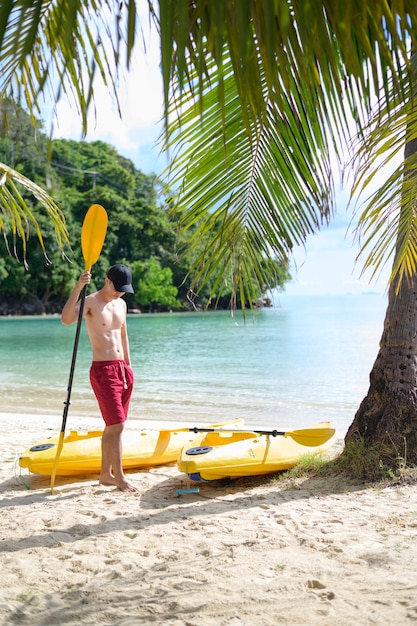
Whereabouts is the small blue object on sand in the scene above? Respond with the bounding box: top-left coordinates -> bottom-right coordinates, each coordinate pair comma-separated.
177,465 -> 200,494
176,486 -> 200,495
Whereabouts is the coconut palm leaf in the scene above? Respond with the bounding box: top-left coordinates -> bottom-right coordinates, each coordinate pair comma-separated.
0,161 -> 70,264
0,0 -> 136,256
164,53 -> 338,304
158,1 -> 417,126
0,1 -> 120,131
159,1 -> 417,302
351,55 -> 417,288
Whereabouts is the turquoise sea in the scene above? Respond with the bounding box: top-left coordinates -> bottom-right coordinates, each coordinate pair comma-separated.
0,294 -> 388,434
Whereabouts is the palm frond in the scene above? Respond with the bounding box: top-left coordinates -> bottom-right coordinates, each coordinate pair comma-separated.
0,161 -> 70,265
160,1 -> 417,301
0,0 -> 141,134
351,58 -> 417,287
0,0 -> 138,260
164,54 -> 335,305
158,1 -> 417,132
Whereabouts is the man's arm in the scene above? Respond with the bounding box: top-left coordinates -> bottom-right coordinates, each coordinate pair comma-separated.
121,303 -> 131,365
61,271 -> 91,326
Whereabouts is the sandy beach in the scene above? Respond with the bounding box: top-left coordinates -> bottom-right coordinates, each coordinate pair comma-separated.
2,412 -> 417,625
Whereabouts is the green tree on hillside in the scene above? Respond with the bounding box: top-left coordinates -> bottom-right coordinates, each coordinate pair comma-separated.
2,2 -> 417,468
0,124 -> 184,311
132,258 -> 180,311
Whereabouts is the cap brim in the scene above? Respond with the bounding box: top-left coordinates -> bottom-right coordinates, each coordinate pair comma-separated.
115,284 -> 134,294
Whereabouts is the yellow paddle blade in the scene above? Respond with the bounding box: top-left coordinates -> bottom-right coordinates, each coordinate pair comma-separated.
81,204 -> 108,271
50,431 -> 65,493
286,425 -> 336,447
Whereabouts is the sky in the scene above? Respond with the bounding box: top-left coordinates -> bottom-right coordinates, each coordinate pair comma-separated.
46,4 -> 393,297
285,209 -> 392,297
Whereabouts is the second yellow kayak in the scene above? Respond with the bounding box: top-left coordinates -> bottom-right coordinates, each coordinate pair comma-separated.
177,421 -> 337,481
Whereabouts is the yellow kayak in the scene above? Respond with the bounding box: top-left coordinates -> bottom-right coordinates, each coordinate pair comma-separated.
177,421 -> 337,481
19,418 -> 244,476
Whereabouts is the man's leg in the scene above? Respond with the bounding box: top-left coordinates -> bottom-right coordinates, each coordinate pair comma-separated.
100,423 -> 138,492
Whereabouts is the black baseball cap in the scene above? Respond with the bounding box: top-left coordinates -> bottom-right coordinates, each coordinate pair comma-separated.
107,264 -> 134,294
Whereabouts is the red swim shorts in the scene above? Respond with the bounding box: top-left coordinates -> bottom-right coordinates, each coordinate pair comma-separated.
89,360 -> 134,427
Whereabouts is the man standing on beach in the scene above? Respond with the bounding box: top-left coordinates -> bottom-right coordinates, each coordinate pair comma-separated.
61,264 -> 138,493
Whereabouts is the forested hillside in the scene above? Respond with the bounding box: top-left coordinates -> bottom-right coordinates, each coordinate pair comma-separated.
0,104 -> 290,314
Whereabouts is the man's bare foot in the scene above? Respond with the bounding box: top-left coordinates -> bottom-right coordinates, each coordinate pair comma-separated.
99,472 -> 117,487
117,479 -> 139,493
99,473 -> 138,492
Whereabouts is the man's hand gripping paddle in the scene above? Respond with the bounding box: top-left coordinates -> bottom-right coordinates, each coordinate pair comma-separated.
50,204 -> 108,493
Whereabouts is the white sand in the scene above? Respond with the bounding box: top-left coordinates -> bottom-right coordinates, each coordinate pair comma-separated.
2,412 -> 417,625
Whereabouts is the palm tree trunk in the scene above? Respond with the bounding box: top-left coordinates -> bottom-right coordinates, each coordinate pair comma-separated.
345,274 -> 417,463
345,61 -> 417,465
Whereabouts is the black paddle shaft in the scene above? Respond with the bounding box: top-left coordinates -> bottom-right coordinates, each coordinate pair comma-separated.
189,427 -> 283,437
61,284 -> 87,433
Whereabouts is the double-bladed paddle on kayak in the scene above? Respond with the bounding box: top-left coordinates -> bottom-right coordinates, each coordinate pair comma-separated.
182,425 -> 335,447
50,204 -> 108,493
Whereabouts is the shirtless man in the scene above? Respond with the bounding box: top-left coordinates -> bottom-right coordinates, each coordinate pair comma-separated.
61,264 -> 138,493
